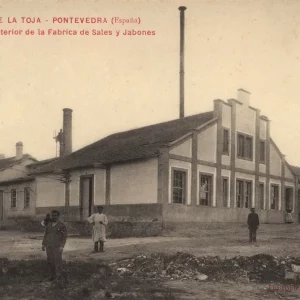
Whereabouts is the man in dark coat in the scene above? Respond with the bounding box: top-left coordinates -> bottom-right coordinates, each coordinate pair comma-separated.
247,207 -> 259,242
42,210 -> 67,281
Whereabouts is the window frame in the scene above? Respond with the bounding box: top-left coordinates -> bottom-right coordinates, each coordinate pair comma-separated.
236,179 -> 253,208
244,181 -> 252,209
199,173 -> 214,206
270,184 -> 280,210
171,167 -> 188,204
237,132 -> 253,161
24,187 -> 31,208
259,183 -> 265,210
259,140 -> 266,164
11,189 -> 17,208
222,128 -> 230,155
222,177 -> 229,208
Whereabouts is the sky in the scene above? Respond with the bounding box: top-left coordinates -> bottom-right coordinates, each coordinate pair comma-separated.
1,0 -> 300,166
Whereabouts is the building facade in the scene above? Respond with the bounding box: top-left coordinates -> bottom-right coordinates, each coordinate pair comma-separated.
0,142 -> 38,221
0,90 -> 298,225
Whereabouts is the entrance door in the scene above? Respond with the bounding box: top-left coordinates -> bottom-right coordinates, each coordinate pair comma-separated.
0,190 -> 3,220
80,175 -> 94,220
285,187 -> 293,212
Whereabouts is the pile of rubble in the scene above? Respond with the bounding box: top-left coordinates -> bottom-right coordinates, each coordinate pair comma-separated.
113,252 -> 300,283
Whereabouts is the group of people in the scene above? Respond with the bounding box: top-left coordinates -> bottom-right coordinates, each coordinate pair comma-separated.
41,206 -> 108,281
40,205 -> 291,281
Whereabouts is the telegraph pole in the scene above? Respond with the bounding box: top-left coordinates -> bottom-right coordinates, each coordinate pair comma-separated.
59,171 -> 71,222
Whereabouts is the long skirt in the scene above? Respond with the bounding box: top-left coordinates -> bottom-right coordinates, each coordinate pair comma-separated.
92,225 -> 106,242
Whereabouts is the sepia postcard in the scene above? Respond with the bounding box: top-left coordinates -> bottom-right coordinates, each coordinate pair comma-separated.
0,0 -> 300,299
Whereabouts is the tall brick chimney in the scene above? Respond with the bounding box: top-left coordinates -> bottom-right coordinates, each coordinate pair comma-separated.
16,141 -> 23,160
179,6 -> 187,119
62,108 -> 72,156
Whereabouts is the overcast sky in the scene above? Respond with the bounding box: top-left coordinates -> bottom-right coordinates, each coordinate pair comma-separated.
1,0 -> 300,166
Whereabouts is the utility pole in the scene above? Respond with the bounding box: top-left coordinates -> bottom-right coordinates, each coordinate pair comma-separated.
59,171 -> 71,222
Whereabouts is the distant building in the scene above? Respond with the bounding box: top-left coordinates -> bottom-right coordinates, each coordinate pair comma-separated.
0,142 -> 37,220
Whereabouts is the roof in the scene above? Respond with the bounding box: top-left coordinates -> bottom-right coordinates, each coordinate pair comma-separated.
290,165 -> 300,176
0,154 -> 37,171
27,157 -> 58,171
0,176 -> 35,186
270,139 -> 296,177
33,111 -> 214,173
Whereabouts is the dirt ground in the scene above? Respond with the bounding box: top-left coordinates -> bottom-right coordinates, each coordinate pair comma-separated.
1,223 -> 300,299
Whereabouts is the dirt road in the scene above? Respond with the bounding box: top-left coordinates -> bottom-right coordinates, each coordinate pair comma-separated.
1,223 -> 300,261
1,223 -> 300,299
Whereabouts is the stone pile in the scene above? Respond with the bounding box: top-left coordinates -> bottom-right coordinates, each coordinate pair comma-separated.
113,252 -> 300,283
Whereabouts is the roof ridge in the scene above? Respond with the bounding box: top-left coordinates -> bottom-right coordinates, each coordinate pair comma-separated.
107,111 -> 213,137
69,111 -> 214,156
33,110 -> 215,173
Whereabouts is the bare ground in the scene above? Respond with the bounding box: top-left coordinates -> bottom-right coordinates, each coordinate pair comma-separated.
1,223 -> 300,299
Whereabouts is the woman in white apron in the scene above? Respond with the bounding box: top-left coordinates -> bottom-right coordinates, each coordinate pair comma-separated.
87,206 -> 108,252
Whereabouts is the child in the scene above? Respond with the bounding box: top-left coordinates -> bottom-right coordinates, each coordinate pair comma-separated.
285,209 -> 293,224
41,213 -> 52,227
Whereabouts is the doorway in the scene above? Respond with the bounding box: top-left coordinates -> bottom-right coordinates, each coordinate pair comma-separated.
285,187 -> 293,212
79,175 -> 94,220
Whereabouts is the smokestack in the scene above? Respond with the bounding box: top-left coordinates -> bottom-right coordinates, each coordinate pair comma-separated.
16,141 -> 23,160
62,108 -> 72,156
179,6 -> 187,119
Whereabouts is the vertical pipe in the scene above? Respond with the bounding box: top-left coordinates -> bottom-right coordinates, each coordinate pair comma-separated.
64,172 -> 71,222
62,108 -> 73,156
179,6 -> 186,119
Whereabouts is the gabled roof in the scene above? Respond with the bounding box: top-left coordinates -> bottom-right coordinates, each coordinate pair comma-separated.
0,176 -> 35,186
0,154 -> 37,171
27,157 -> 58,171
270,138 -> 295,178
32,111 -> 214,174
290,165 -> 300,177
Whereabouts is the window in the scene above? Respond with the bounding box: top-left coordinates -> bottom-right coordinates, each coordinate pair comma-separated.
270,185 -> 279,210
222,129 -> 229,154
199,174 -> 213,206
236,180 -> 252,208
222,178 -> 229,207
237,135 -> 244,158
245,137 -> 253,159
11,189 -> 17,208
237,133 -> 253,160
244,182 -> 252,208
260,140 -> 266,163
285,187 -> 293,212
259,183 -> 265,210
24,187 -> 30,208
172,169 -> 187,204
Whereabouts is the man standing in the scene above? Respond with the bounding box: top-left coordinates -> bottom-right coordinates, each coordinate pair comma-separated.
87,206 -> 108,253
42,210 -> 67,281
247,207 -> 259,243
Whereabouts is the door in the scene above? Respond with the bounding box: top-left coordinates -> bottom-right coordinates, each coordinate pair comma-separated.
80,175 -> 94,220
0,190 -> 3,220
285,187 -> 293,212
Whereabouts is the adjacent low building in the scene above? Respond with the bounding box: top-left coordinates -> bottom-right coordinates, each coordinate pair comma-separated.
0,142 -> 38,220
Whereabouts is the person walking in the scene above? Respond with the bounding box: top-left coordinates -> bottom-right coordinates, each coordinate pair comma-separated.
87,206 -> 108,253
247,207 -> 259,243
42,210 -> 67,281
